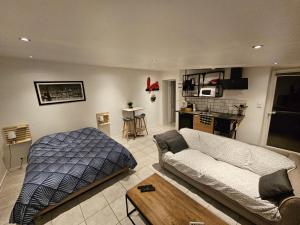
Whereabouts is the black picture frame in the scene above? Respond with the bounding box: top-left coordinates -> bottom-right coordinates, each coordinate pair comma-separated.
34,81 -> 86,106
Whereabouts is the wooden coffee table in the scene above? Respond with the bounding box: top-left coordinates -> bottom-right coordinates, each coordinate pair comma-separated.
125,173 -> 228,225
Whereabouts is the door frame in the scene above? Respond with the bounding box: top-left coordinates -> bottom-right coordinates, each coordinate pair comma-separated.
162,79 -> 176,125
261,67 -> 300,156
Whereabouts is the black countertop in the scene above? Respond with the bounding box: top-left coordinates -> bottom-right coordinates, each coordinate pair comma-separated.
176,110 -> 245,122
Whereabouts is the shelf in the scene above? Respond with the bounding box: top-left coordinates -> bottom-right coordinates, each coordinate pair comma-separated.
2,124 -> 32,145
96,112 -> 110,129
99,122 -> 111,126
16,125 -> 28,129
8,138 -> 32,146
182,70 -> 225,98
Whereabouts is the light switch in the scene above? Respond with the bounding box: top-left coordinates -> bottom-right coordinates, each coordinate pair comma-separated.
256,102 -> 263,108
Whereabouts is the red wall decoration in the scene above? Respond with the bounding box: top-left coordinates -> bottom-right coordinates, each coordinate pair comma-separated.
146,77 -> 159,92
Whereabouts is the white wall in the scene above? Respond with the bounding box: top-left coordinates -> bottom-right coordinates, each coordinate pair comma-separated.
0,57 -> 163,181
223,67 -> 271,145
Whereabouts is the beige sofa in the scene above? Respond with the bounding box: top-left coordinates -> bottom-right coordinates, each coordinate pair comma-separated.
155,128 -> 300,225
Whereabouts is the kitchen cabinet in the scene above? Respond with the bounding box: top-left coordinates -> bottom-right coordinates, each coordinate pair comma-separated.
214,118 -> 238,138
193,115 -> 214,133
178,113 -> 193,129
177,110 -> 244,139
220,78 -> 248,89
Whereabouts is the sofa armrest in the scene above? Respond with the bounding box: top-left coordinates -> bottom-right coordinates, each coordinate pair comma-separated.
153,139 -> 165,167
278,196 -> 300,225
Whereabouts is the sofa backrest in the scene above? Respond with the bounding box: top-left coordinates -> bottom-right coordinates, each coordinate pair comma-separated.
180,128 -> 296,176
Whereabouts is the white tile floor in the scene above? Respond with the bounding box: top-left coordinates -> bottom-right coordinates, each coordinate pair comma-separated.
0,125 -> 254,225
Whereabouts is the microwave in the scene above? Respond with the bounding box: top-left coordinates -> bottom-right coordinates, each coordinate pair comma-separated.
199,86 -> 223,97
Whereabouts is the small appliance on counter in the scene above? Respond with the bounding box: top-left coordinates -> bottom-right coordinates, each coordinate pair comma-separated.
234,104 -> 248,116
181,100 -> 188,108
180,101 -> 193,112
187,103 -> 193,109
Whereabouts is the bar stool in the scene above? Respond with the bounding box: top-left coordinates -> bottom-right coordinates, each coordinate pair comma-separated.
122,118 -> 136,140
134,113 -> 148,136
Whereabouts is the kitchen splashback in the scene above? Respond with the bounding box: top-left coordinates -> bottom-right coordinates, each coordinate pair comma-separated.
185,97 -> 247,115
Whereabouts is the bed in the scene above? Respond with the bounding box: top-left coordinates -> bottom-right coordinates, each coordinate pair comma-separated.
10,127 -> 137,225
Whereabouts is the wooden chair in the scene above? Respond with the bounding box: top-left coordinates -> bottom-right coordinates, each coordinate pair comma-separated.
122,118 -> 135,140
134,113 -> 148,136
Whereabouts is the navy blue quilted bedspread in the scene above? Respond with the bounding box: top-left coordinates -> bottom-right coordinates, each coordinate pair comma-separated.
10,127 -> 137,225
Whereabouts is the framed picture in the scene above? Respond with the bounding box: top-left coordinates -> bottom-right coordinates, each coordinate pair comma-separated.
34,81 -> 86,106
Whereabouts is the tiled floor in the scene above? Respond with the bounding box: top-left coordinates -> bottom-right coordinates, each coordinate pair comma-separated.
0,125 -> 254,225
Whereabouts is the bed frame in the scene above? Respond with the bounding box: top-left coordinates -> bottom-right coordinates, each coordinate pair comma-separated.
35,167 -> 129,217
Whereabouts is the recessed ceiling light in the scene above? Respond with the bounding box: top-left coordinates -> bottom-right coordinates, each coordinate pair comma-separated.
252,45 -> 263,49
274,62 -> 278,65
29,56 -> 33,58
19,37 -> 31,42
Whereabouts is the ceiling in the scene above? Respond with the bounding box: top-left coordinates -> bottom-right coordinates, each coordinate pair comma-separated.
0,0 -> 300,71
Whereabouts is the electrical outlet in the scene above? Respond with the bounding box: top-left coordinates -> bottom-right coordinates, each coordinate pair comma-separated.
189,222 -> 205,225
20,157 -> 24,168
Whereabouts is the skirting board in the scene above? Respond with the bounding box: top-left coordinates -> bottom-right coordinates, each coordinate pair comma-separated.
0,164 -> 28,189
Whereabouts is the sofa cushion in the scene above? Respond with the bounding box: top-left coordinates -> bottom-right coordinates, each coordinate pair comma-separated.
259,169 -> 294,201
178,128 -> 202,150
245,146 -> 295,176
165,136 -> 189,154
180,128 -> 252,170
153,130 -> 188,154
179,128 -> 295,176
163,149 -> 281,221
153,134 -> 169,153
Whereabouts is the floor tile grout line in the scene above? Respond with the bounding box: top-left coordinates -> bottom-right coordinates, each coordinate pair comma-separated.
119,179 -> 128,191
103,194 -> 121,224
79,192 -> 109,222
78,201 -> 86,222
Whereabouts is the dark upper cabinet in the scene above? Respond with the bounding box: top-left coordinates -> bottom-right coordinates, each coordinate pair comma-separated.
220,78 -> 248,90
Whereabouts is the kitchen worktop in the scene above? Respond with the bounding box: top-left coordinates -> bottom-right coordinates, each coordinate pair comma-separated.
176,110 -> 245,121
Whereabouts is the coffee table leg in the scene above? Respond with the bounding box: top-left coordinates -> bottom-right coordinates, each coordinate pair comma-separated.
126,195 -> 137,225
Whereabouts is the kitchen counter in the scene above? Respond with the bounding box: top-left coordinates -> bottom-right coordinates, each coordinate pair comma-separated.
177,110 -> 245,138
176,110 -> 245,122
